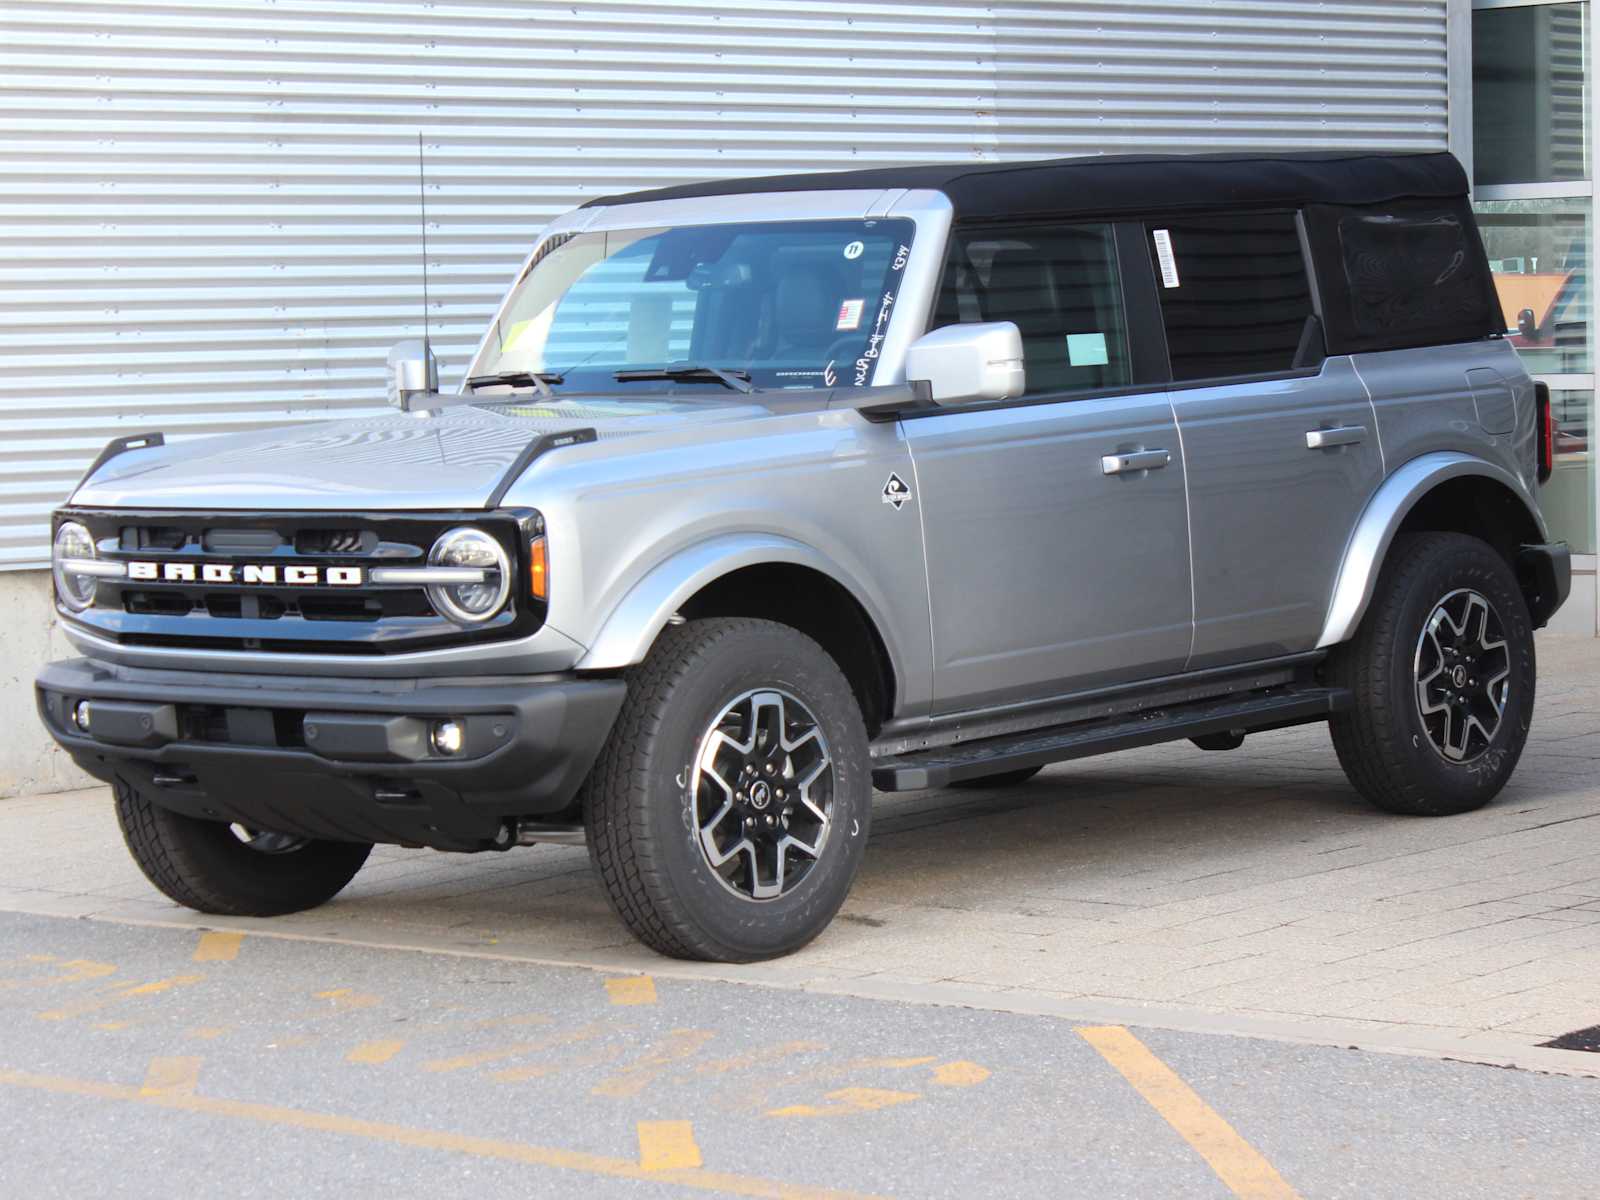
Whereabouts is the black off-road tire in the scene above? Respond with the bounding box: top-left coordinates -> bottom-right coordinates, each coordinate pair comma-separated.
584,618 -> 872,962
115,778 -> 372,916
949,766 -> 1043,789
1328,532 -> 1535,816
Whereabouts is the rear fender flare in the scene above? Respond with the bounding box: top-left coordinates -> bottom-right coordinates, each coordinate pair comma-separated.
1316,452 -> 1547,648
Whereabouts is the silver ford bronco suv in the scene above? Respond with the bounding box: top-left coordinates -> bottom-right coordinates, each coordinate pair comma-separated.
36,151 -> 1571,962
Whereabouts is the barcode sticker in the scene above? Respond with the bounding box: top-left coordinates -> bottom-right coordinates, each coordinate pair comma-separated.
1153,229 -> 1180,289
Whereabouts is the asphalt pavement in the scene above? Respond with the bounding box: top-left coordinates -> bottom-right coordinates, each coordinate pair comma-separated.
3,910 -> 1597,1199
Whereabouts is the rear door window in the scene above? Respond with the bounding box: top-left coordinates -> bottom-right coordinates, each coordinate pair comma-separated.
1146,213 -> 1316,381
935,223 -> 1131,397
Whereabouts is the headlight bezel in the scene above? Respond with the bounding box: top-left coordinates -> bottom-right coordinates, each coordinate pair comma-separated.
425,525 -> 513,625
52,520 -> 99,612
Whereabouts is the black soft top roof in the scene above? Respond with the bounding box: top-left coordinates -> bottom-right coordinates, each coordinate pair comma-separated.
584,150 -> 1468,223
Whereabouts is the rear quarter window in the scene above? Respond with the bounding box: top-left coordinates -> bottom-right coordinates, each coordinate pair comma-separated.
1304,198 -> 1501,354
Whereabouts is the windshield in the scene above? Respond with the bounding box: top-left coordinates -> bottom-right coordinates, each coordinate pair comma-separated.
476,218 -> 916,391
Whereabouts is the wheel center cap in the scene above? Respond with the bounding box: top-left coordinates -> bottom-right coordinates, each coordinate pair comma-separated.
1451,664 -> 1469,689
749,780 -> 772,810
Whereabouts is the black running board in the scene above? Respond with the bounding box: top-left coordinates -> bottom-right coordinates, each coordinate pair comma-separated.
871,685 -> 1351,791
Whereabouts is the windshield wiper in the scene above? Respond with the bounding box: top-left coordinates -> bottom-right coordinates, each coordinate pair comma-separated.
613,365 -> 754,394
465,371 -> 565,399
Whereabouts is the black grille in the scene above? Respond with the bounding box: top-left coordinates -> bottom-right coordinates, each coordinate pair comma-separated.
295,529 -> 374,555
60,507 -> 545,655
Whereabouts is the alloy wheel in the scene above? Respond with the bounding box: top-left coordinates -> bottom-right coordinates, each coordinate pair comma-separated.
692,689 -> 835,901
1414,588 -> 1512,763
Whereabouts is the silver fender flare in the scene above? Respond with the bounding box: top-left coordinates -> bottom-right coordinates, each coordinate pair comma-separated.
576,531 -> 902,677
1316,451 -> 1548,649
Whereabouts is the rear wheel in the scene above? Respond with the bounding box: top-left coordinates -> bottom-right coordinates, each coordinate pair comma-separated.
585,618 -> 872,962
115,778 -> 372,915
1329,532 -> 1535,816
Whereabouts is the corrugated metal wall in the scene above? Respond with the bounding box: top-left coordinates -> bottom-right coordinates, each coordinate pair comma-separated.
0,0 -> 1448,567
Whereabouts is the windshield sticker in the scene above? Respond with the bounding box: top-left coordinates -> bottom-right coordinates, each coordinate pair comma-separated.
1066,332 -> 1109,366
1152,229 -> 1180,288
836,298 -> 865,331
843,240 -> 865,260
773,369 -> 832,388
892,243 -> 910,271
853,290 -> 896,386
882,472 -> 912,511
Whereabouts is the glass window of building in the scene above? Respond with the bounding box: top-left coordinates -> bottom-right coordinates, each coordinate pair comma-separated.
1473,0 -> 1596,559
1476,199 -> 1591,375
1473,2 -> 1589,185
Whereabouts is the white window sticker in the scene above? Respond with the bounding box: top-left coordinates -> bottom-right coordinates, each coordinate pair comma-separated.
842,240 -> 864,260
1152,228 -> 1180,288
1066,332 -> 1109,366
836,298 -> 865,330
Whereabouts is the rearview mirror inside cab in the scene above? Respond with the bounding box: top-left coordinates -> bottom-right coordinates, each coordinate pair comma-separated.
904,321 -> 1026,407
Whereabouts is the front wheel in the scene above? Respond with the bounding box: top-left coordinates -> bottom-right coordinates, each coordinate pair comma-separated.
1328,532 -> 1535,816
585,618 -> 872,962
115,779 -> 372,915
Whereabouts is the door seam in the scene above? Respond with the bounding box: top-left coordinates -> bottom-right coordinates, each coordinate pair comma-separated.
1169,393 -> 1199,670
902,431 -> 939,713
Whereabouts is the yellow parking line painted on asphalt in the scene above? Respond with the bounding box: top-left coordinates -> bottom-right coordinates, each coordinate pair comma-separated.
692,1040 -> 823,1077
768,1087 -> 921,1119
930,1061 -> 990,1088
592,1029 -> 716,1098
139,1057 -> 201,1098
485,1022 -> 610,1082
38,973 -> 204,1021
193,932 -> 242,963
1077,1026 -> 1302,1200
0,1066 -> 888,1200
605,975 -> 657,1006
637,1120 -> 703,1171
1,958 -> 118,991
347,1039 -> 407,1065
122,974 -> 205,997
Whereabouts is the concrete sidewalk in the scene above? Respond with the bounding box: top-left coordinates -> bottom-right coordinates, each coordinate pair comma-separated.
5,634 -> 1599,1073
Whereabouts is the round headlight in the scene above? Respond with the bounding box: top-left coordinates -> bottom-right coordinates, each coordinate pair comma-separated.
426,527 -> 511,624
52,521 -> 98,612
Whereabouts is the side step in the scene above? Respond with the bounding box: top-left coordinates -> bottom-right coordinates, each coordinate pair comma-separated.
871,685 -> 1351,791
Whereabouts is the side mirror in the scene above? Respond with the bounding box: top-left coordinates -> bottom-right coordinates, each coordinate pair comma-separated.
904,322 -> 1025,406
1517,306 -> 1539,340
387,339 -> 439,410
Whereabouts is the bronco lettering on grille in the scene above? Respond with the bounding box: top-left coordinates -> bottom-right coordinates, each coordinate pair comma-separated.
126,561 -> 364,586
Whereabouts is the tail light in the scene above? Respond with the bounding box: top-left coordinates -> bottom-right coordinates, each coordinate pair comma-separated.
1535,381 -> 1555,486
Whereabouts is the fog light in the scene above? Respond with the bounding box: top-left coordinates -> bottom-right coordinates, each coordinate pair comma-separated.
431,719 -> 464,756
72,699 -> 92,732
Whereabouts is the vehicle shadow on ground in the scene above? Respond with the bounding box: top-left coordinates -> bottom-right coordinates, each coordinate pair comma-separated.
321,723 -> 1590,962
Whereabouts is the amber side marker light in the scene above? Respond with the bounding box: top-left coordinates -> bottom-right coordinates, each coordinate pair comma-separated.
529,535 -> 548,601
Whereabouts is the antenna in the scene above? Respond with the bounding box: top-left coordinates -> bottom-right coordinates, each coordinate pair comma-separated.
417,131 -> 431,350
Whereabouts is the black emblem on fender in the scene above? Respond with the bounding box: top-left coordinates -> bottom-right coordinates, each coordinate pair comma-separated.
882,473 -> 912,512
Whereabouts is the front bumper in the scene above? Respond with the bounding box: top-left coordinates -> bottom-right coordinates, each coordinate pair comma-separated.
36,658 -> 625,851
